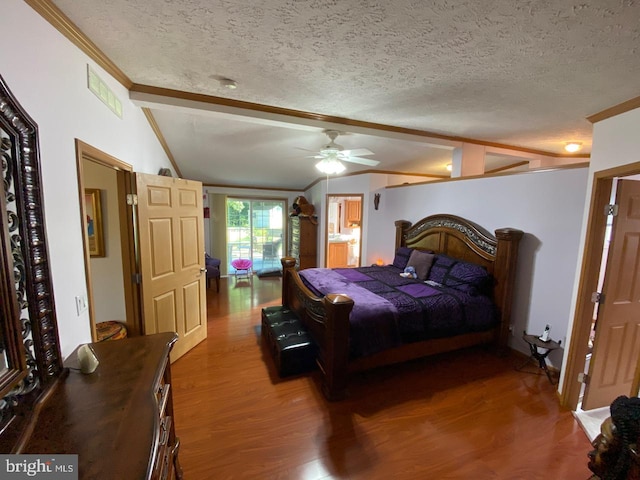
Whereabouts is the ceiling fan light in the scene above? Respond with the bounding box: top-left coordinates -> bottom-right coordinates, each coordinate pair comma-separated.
564,142 -> 582,153
316,158 -> 346,175
320,147 -> 340,156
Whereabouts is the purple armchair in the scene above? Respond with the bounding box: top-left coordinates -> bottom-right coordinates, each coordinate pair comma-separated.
205,253 -> 221,292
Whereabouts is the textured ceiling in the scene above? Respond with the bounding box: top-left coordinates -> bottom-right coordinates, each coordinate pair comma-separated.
49,0 -> 640,189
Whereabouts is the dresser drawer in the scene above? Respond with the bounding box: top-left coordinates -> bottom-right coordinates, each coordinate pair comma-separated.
157,382 -> 171,417
153,354 -> 179,480
154,415 -> 174,480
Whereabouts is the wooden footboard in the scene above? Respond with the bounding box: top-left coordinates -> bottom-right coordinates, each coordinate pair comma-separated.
281,257 -> 353,400
281,214 -> 523,401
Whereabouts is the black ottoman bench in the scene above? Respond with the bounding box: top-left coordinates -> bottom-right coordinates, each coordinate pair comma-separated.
261,306 -> 316,377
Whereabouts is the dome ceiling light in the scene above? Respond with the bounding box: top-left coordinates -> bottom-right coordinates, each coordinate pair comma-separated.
316,157 -> 346,175
564,142 -> 582,153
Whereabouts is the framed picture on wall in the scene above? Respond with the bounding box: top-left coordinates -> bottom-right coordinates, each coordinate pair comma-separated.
84,188 -> 105,257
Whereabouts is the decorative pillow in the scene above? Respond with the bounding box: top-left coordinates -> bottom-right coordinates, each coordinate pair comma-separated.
406,249 -> 435,281
427,254 -> 493,295
392,247 -> 413,270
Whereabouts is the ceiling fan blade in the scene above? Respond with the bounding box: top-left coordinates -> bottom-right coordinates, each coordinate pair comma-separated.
342,148 -> 374,157
343,156 -> 380,166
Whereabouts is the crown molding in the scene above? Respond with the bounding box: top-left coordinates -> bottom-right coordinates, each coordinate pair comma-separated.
25,0 -> 132,88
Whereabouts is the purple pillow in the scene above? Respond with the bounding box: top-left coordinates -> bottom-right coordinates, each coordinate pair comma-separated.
392,247 -> 413,270
427,254 -> 493,296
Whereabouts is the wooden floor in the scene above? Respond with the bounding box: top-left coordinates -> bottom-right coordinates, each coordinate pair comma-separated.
171,275 -> 594,479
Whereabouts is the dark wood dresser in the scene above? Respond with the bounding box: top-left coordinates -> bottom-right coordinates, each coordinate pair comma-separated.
19,332 -> 182,480
289,215 -> 317,269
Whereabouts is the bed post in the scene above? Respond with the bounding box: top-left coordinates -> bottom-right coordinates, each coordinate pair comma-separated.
281,257 -> 297,307
280,257 -> 354,401
493,228 -> 524,352
321,294 -> 354,401
395,220 -> 411,249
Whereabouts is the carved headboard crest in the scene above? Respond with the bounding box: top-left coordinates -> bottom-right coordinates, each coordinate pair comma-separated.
402,214 -> 497,256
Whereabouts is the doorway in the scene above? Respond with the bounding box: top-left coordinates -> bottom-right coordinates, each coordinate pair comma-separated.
562,163 -> 640,419
325,194 -> 363,268
75,140 -> 140,340
76,141 -> 208,361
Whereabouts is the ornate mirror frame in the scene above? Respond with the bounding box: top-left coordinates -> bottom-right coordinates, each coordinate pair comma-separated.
0,74 -> 63,450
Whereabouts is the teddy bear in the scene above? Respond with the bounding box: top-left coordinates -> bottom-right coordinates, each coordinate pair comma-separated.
400,266 -> 417,279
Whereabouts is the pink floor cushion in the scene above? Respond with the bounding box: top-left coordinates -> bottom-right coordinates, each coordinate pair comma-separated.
231,259 -> 253,271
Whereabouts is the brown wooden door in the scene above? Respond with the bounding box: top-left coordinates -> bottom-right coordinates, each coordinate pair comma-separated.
136,173 -> 207,361
582,179 -> 640,409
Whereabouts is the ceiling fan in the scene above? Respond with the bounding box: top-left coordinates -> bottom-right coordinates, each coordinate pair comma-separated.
306,130 -> 379,174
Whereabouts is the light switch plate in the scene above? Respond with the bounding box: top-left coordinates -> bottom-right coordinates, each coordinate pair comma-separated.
75,294 -> 88,316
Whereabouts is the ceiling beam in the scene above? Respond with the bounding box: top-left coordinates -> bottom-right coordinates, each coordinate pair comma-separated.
587,95 -> 640,124
130,84 -> 590,159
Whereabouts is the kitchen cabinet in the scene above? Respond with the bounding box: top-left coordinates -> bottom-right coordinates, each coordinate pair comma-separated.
344,200 -> 361,227
328,241 -> 349,268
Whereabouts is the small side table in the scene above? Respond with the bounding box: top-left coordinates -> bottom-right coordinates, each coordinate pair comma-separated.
516,332 -> 562,384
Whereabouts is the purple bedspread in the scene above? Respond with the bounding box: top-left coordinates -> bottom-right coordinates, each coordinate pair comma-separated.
299,265 -> 497,359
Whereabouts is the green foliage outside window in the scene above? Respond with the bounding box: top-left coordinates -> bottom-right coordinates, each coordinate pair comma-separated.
227,200 -> 249,227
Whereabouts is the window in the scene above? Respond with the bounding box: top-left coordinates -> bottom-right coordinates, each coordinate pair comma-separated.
226,198 -> 285,273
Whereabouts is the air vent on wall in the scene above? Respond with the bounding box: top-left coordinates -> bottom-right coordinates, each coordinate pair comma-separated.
87,65 -> 123,118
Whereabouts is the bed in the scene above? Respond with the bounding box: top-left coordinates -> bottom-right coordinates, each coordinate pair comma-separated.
280,214 -> 523,400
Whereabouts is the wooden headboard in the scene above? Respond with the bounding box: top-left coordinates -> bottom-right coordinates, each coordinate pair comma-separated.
395,214 -> 524,348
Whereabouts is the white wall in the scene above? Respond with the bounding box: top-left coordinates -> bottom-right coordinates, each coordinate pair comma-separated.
306,173 -> 429,265
588,108 -> 640,172
307,176 -> 372,265
560,106 -> 640,389
2,1 -> 175,358
365,168 -> 590,364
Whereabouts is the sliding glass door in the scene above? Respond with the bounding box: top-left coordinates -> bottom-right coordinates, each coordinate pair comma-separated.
226,198 -> 285,273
